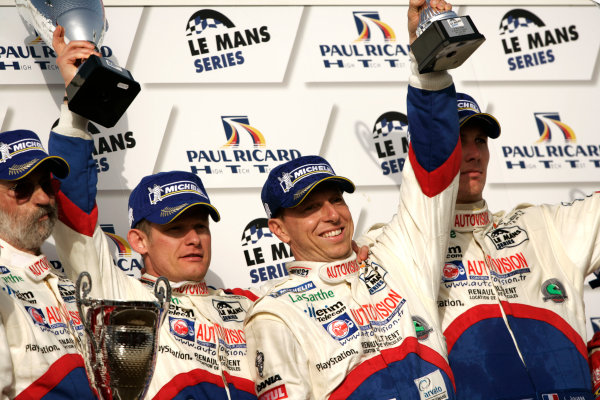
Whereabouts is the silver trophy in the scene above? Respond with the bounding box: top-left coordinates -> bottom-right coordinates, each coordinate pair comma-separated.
76,272 -> 171,400
411,2 -> 485,73
15,0 -> 140,128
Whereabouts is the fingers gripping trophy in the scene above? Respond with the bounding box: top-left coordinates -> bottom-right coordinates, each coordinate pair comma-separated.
76,272 -> 171,400
411,0 -> 486,73
15,0 -> 140,127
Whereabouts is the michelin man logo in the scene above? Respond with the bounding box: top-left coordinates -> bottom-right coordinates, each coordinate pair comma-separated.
256,350 -> 265,378
278,171 -> 293,193
148,184 -> 163,205
0,143 -> 12,163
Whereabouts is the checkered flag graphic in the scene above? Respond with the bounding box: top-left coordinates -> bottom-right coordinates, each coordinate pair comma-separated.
186,17 -> 223,36
373,119 -> 405,139
241,224 -> 273,246
499,16 -> 533,35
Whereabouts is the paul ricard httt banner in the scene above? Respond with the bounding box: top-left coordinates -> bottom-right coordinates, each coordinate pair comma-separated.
299,6 -> 421,82
131,6 -> 302,83
460,6 -> 600,80
486,86 -> 600,184
0,7 -> 142,85
158,96 -> 330,189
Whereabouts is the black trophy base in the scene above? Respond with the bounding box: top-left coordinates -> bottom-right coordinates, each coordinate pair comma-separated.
411,15 -> 485,74
66,55 -> 141,128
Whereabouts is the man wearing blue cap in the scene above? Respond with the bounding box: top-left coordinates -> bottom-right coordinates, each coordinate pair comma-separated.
47,26 -> 259,399
0,130 -> 96,398
436,92 -> 600,399
244,0 -> 461,398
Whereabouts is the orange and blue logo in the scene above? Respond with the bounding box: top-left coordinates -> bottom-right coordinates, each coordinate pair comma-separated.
534,112 -> 576,143
353,11 -> 395,42
221,116 -> 265,148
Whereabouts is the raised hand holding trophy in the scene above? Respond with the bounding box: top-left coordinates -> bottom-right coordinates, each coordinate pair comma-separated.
411,1 -> 485,73
76,272 -> 171,400
15,0 -> 141,127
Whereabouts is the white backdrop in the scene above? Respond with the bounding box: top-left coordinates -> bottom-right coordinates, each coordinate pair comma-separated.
0,4 -> 599,338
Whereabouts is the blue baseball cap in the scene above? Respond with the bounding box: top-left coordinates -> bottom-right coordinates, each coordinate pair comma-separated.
128,171 -> 220,229
261,155 -> 355,219
0,129 -> 69,180
457,93 -> 501,139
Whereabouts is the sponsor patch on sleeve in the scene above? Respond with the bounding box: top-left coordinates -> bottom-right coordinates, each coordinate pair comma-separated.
414,370 -> 448,400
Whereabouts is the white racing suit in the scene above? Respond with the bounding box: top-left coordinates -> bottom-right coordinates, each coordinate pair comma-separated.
0,239 -> 95,399
245,58 -> 461,400
439,198 -> 600,399
48,106 -> 258,400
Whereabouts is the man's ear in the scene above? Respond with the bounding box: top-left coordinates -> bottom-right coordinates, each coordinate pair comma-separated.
268,218 -> 291,244
128,228 -> 149,255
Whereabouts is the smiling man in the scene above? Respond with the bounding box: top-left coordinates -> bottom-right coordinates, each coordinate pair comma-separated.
436,93 -> 600,399
243,1 -> 462,398
47,26 -> 259,400
0,129 -> 96,398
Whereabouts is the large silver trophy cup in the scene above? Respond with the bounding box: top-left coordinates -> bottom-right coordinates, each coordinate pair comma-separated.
15,0 -> 141,128
76,272 -> 171,400
411,1 -> 485,73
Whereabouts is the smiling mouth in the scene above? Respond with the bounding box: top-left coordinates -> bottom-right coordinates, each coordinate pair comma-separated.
321,229 -> 342,238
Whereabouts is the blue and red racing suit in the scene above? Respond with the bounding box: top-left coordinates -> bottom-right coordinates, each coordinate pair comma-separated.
246,54 -> 461,400
49,106 -> 258,400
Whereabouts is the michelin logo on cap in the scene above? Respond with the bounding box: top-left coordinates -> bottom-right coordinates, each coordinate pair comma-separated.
0,139 -> 44,163
148,180 -> 209,205
457,99 -> 480,114
278,163 -> 334,193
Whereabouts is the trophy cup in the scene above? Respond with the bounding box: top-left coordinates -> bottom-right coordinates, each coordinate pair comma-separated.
76,272 -> 171,400
15,0 -> 141,128
411,1 -> 486,73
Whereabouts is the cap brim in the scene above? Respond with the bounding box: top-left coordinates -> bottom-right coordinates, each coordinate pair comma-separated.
289,176 -> 355,209
16,156 -> 70,180
164,202 -> 221,223
460,114 -> 501,139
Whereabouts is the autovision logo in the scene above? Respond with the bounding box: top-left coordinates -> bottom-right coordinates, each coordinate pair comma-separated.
241,218 -> 292,284
371,111 -> 409,176
185,9 -> 271,73
500,112 -> 600,171
498,8 -> 579,71
319,10 -> 409,69
0,32 -> 113,72
186,114 -> 301,176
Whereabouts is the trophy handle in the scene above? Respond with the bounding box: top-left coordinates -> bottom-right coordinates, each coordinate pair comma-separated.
153,277 -> 172,325
417,1 -> 459,36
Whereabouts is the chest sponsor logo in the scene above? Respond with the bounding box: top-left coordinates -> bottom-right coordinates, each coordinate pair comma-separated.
323,312 -> 358,341
270,281 -> 316,298
487,252 -> 530,279
350,289 -> 405,326
2,273 -> 23,284
212,299 -> 245,322
169,317 -> 195,341
314,301 -> 346,323
446,245 -> 463,259
414,369 -> 449,400
454,211 -> 490,229
288,287 -> 334,303
324,259 -> 361,279
256,374 -> 283,394
315,348 -> 358,372
360,260 -> 388,294
169,304 -> 195,318
258,384 -> 288,400
486,226 -> 529,250
541,278 -> 568,303
58,284 -> 76,303
25,306 -> 48,327
0,265 -> 9,274
3,285 -> 36,304
442,261 -> 467,282
288,266 -> 310,277
413,316 -> 433,341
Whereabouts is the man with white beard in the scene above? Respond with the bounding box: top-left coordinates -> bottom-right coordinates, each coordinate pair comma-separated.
0,129 -> 95,398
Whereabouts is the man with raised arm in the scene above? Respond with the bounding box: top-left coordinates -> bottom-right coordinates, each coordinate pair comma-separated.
243,0 -> 461,398
48,25 -> 258,399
